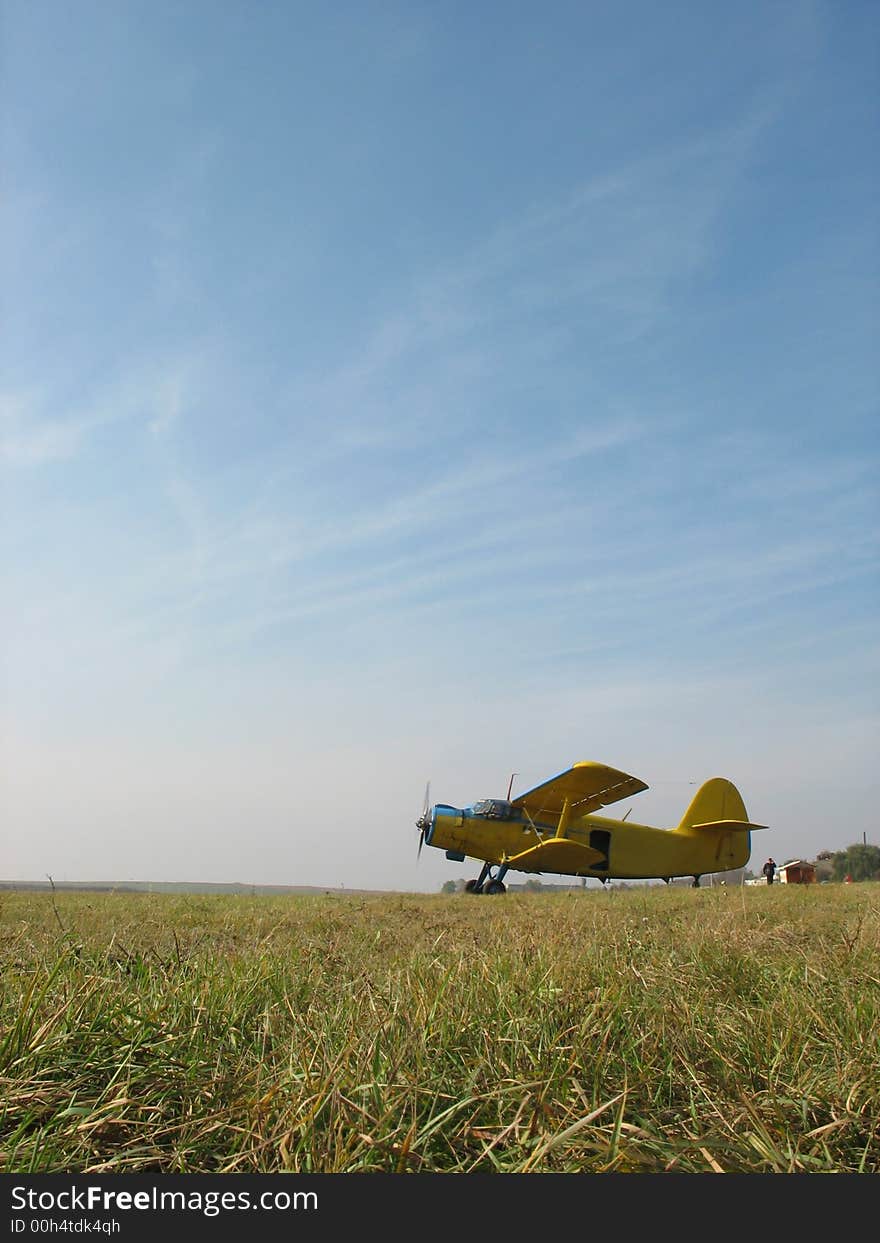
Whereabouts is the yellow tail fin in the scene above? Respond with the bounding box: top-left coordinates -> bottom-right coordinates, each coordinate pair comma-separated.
678,778 -> 748,829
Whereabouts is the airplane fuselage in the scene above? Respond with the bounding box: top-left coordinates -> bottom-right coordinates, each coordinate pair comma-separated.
426,804 -> 750,880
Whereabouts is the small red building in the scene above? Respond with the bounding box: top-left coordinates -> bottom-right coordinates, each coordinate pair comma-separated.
777,860 -> 816,885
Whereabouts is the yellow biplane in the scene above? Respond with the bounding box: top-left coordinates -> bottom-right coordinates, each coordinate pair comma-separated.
416,761 -> 766,892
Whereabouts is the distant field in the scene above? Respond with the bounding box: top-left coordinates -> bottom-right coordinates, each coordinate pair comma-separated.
1,885 -> 877,1173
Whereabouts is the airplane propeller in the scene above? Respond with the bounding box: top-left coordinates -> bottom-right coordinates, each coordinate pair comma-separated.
415,781 -> 431,860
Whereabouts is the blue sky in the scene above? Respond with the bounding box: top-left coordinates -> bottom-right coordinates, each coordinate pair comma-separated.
2,1 -> 877,889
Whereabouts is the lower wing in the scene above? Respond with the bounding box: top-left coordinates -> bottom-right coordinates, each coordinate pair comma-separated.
506,839 -> 605,874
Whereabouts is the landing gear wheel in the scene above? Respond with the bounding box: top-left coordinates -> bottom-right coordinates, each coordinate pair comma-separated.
485,880 -> 507,895
465,879 -> 483,894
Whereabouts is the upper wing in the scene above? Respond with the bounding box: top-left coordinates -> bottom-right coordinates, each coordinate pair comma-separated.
511,761 -> 647,820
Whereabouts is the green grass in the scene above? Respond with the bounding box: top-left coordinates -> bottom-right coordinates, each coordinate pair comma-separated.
1,884 -> 877,1173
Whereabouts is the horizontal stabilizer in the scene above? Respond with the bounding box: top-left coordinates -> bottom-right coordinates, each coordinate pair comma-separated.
507,838 -> 605,874
690,820 -> 768,832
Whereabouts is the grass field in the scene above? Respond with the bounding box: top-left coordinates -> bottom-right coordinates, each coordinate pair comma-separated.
1,884 -> 878,1173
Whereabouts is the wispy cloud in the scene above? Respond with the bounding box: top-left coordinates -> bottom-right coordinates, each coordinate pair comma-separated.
0,347 -> 211,467
0,390 -> 109,466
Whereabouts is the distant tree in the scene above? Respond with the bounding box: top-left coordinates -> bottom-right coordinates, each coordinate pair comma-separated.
831,844 -> 880,882
440,880 -> 458,894
813,853 -> 835,881
524,879 -> 544,892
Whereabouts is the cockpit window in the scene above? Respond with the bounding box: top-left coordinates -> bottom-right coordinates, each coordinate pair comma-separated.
472,799 -> 513,819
